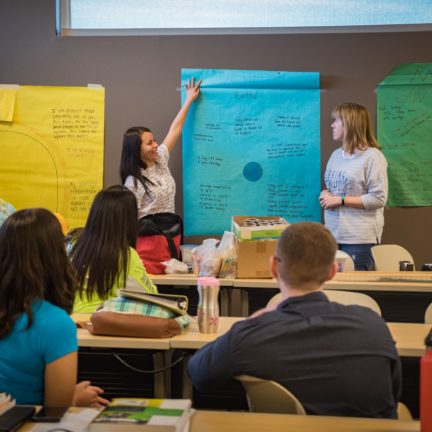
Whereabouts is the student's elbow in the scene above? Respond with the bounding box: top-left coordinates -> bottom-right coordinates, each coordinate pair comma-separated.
187,353 -> 224,393
187,355 -> 210,392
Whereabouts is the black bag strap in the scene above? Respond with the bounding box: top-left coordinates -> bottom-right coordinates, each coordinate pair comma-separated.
164,231 -> 179,260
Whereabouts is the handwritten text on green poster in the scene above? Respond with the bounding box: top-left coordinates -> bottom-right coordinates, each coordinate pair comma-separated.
377,63 -> 432,206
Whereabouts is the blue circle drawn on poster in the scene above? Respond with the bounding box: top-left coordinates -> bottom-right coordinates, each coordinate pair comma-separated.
243,162 -> 263,182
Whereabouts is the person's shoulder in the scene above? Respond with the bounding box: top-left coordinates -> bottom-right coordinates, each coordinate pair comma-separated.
365,146 -> 385,158
124,175 -> 135,187
0,198 -> 15,210
328,302 -> 392,340
159,143 -> 169,153
129,247 -> 143,264
37,300 -> 74,326
365,147 -> 388,166
337,302 -> 387,327
158,144 -> 170,163
328,147 -> 343,160
230,311 -> 280,339
0,198 -> 16,225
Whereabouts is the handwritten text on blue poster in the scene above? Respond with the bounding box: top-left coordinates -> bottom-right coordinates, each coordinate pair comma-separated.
182,69 -> 321,236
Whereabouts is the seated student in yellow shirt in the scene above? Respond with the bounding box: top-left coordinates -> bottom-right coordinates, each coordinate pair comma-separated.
70,185 -> 157,313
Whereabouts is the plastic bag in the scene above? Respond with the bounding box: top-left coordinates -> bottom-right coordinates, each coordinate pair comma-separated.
191,239 -> 222,277
218,231 -> 237,279
162,258 -> 189,274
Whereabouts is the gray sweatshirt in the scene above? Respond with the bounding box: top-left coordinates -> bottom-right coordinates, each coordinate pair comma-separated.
324,147 -> 388,244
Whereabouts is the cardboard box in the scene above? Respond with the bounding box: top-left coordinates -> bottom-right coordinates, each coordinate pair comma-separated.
235,237 -> 277,278
232,216 -> 288,241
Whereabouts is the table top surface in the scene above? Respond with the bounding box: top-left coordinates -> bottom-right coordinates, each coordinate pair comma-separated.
170,316 -> 242,349
150,272 -> 432,292
18,409 -> 420,432
173,319 -> 430,356
73,314 -> 430,356
190,410 -> 419,432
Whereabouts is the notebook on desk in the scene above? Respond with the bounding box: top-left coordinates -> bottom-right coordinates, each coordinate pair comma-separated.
120,277 -> 189,315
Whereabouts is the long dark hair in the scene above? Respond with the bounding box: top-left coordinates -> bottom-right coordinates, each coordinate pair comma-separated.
120,126 -> 155,192
70,185 -> 138,302
0,208 -> 76,339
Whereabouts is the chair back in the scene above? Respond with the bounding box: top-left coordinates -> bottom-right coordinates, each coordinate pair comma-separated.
324,289 -> 382,316
267,290 -> 381,316
267,293 -> 282,308
235,375 -> 306,415
371,244 -> 415,271
335,250 -> 355,272
397,402 -> 413,420
425,303 -> 432,324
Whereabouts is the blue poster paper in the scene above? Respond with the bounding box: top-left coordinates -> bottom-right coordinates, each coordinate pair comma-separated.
182,68 -> 321,236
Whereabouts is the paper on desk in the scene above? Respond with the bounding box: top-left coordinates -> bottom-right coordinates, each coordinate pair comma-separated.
29,408 -> 100,432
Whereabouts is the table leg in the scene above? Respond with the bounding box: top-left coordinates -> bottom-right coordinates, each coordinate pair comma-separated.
240,289 -> 249,317
153,351 -> 171,398
181,352 -> 193,399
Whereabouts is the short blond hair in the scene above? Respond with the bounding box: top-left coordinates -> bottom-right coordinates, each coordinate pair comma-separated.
276,222 -> 337,288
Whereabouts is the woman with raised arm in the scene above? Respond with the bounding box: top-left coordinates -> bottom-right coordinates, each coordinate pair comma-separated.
120,78 -> 202,218
319,103 -> 388,271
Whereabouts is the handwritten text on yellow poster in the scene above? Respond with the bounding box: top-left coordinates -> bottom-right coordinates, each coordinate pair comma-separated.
0,85 -> 104,228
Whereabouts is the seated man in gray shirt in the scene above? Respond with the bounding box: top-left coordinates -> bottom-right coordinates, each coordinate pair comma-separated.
187,222 -> 401,418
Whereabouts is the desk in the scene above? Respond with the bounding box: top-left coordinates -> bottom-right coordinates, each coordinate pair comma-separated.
19,409 -> 420,432
170,319 -> 429,413
73,316 -> 430,415
190,410 -> 419,432
74,315 -> 430,358
236,272 -> 432,320
168,317 -> 429,358
234,272 -> 432,290
151,273 -> 432,321
387,322 -> 429,357
73,314 -> 171,399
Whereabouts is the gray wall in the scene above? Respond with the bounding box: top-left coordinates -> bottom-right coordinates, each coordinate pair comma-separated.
1,0 -> 431,265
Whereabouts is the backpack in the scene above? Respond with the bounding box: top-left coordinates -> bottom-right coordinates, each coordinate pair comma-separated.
136,212 -> 183,274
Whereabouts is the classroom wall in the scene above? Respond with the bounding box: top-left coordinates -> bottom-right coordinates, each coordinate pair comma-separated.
1,0 -> 431,266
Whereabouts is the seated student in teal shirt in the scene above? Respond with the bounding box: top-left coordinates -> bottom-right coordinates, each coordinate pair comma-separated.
0,208 -> 77,406
70,185 -> 157,313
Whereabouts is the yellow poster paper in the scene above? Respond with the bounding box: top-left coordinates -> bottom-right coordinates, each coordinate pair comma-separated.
0,88 -> 16,122
0,85 -> 105,228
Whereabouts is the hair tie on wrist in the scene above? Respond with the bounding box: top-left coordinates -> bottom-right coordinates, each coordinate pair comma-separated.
341,195 -> 345,206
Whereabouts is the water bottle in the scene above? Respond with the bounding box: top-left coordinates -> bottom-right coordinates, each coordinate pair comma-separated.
421,329 -> 432,431
197,276 -> 220,333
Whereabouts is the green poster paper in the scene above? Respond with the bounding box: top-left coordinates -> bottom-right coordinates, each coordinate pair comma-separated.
377,63 -> 432,206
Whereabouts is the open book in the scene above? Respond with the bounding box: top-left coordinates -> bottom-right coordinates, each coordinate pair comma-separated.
90,398 -> 192,432
120,277 -> 188,316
